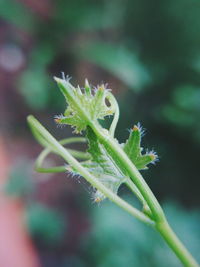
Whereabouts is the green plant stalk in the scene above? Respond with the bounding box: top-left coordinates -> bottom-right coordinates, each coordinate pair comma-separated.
28,115 -> 199,267
35,137 -> 90,173
91,122 -> 165,222
88,122 -> 199,267
156,221 -> 199,267
106,92 -> 120,137
27,115 -> 154,226
35,148 -> 88,173
125,178 -> 145,204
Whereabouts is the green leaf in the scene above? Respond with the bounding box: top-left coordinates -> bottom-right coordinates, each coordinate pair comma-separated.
0,0 -> 35,31
19,69 -> 50,110
123,124 -> 157,170
54,77 -> 115,133
80,127 -> 126,202
26,203 -> 65,244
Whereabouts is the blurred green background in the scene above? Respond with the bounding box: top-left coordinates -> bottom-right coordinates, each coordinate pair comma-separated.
0,0 -> 200,266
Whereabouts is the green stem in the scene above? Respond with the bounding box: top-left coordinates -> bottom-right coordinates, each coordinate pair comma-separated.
58,137 -> 87,145
27,115 -> 154,226
28,115 -> 199,266
35,137 -> 89,173
156,220 -> 199,267
125,178 -> 145,205
107,92 -> 119,137
91,122 -> 165,222
90,123 -> 199,267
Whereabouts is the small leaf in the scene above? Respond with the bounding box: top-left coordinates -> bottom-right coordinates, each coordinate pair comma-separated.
54,77 -> 114,133
124,124 -> 158,170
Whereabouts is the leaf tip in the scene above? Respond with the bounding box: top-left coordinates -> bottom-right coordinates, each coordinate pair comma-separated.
132,125 -> 139,131
149,153 -> 157,161
148,151 -> 159,164
27,115 -> 35,126
98,84 -> 105,91
85,78 -> 90,87
54,118 -> 61,123
53,76 -> 61,83
54,115 -> 63,124
94,197 -> 103,203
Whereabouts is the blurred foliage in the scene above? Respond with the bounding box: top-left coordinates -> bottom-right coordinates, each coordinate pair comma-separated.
0,0 -> 35,30
26,203 -> 65,245
19,68 -> 51,110
2,0 -> 200,130
5,161 -> 35,197
75,42 -> 151,90
82,200 -> 200,267
5,162 -> 66,247
163,84 -> 200,141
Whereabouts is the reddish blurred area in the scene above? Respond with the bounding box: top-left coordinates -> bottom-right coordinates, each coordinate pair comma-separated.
0,1 -> 92,266
0,138 -> 40,267
18,0 -> 52,19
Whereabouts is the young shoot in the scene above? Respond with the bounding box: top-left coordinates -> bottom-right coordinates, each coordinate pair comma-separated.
27,76 -> 199,267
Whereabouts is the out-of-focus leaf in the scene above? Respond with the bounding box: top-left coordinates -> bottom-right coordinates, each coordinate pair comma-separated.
75,42 -> 151,91
162,85 -> 200,128
173,85 -> 200,111
19,69 -> 51,110
5,161 -> 34,197
18,43 -> 56,110
55,0 -> 124,31
30,44 -> 56,67
26,203 -> 65,245
162,105 -> 196,127
83,201 -> 200,267
0,0 -> 35,30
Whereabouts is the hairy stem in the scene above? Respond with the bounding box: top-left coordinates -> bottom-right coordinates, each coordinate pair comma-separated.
91,122 -> 165,222
35,137 -> 90,173
107,92 -> 119,137
28,115 -> 199,266
28,115 -> 154,226
89,122 -> 199,267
